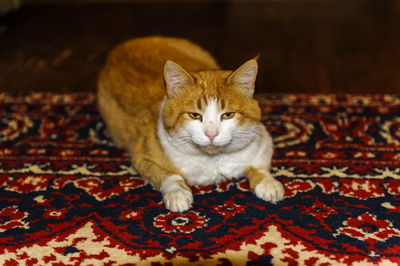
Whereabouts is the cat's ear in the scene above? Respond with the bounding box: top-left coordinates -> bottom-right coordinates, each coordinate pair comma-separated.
227,57 -> 258,96
164,60 -> 195,97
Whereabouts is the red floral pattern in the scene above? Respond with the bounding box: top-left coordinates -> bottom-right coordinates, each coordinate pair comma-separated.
336,213 -> 400,254
0,113 -> 34,142
43,208 -> 68,220
153,211 -> 209,233
284,179 -> 315,197
0,93 -> 400,265
0,206 -> 29,232
73,176 -> 144,201
210,199 -> 246,219
6,174 -> 55,193
337,179 -> 385,199
385,179 -> 400,195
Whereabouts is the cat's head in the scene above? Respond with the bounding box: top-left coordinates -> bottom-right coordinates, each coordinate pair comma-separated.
161,58 -> 262,155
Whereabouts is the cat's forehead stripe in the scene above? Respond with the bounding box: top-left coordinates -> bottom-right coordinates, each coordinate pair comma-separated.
196,97 -> 202,110
199,97 -> 227,112
202,94 -> 208,106
219,98 -> 226,110
194,93 -> 209,111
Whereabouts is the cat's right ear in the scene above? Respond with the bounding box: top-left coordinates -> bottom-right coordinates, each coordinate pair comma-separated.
164,60 -> 194,97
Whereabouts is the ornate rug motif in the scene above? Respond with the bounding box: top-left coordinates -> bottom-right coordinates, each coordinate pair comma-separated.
0,93 -> 399,265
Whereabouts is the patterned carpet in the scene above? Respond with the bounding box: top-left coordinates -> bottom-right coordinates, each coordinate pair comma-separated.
0,93 -> 399,265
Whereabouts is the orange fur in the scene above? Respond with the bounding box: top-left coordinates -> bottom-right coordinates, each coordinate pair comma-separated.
97,36 -> 284,212
98,36 -> 220,189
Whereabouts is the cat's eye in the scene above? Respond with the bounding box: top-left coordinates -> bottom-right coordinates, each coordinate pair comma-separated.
188,112 -> 202,120
221,112 -> 235,120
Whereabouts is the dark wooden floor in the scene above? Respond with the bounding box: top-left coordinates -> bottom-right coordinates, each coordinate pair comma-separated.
1,1 -> 400,94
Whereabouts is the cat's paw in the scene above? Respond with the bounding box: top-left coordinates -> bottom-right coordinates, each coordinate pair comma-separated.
163,189 -> 193,213
161,175 -> 193,213
254,177 -> 284,203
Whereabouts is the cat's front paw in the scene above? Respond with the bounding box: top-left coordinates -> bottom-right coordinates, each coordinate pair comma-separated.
254,177 -> 284,203
163,189 -> 193,213
161,175 -> 193,212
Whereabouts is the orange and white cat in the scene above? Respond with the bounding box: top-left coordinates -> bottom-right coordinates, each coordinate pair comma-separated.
98,36 -> 284,212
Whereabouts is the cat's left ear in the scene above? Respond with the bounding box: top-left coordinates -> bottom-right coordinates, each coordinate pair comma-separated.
164,60 -> 195,97
227,57 -> 258,96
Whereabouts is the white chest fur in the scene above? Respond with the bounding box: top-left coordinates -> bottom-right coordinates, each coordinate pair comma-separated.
158,119 -> 273,186
175,144 -> 257,185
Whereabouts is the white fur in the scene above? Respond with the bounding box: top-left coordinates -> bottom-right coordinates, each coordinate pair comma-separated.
254,170 -> 285,202
160,175 -> 193,213
170,99 -> 256,155
158,98 -> 279,187
158,97 -> 284,211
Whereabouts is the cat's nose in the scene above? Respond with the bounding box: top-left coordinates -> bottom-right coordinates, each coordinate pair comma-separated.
205,123 -> 219,142
205,131 -> 218,142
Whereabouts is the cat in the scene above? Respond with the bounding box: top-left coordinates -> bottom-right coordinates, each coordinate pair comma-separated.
97,36 -> 284,212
